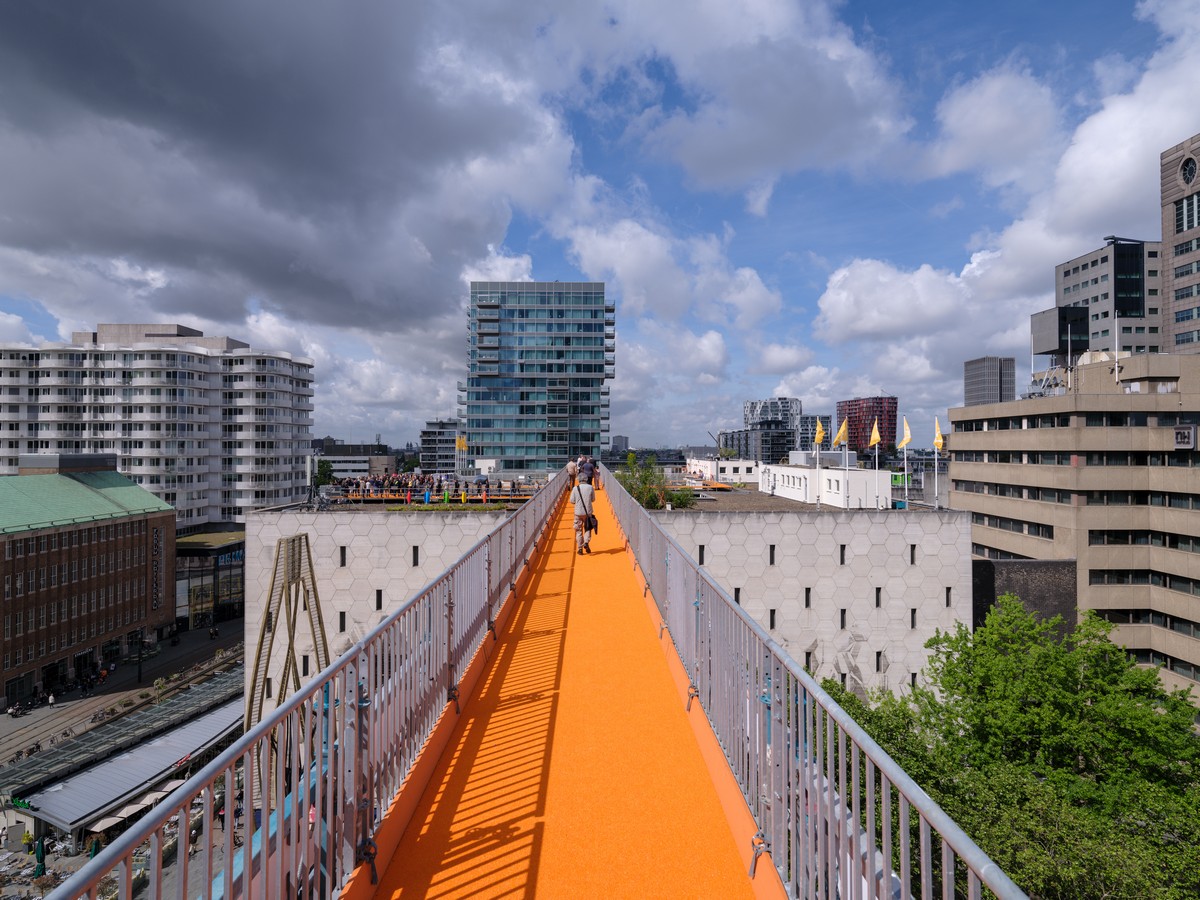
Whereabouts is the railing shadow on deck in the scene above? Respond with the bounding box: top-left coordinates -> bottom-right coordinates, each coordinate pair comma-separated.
602,464 -> 1026,900
55,471 -> 570,900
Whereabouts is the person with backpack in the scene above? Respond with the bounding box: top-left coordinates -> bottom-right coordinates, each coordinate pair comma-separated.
570,476 -> 596,555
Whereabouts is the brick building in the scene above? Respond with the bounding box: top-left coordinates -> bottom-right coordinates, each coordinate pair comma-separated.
0,455 -> 176,704
835,396 -> 898,454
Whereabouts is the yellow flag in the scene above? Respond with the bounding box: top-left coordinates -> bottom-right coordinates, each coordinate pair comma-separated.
814,419 -> 825,446
897,416 -> 911,449
833,418 -> 848,447
868,418 -> 881,448
933,417 -> 944,451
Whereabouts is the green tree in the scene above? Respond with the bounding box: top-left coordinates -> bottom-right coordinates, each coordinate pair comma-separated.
615,452 -> 695,510
824,595 -> 1200,900
315,459 -> 334,486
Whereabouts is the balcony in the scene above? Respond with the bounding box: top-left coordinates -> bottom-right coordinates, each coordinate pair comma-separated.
61,472 -> 1023,900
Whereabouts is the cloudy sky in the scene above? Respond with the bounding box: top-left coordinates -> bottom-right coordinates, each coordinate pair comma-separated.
0,1 -> 1197,448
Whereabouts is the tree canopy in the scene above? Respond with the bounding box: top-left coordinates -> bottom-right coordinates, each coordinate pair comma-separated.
615,452 -> 695,510
824,594 -> 1200,900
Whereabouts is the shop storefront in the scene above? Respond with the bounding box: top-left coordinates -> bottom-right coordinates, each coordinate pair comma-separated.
175,532 -> 245,631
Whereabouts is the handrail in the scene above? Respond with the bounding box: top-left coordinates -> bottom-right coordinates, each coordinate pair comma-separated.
601,464 -> 1026,900
56,472 -> 567,900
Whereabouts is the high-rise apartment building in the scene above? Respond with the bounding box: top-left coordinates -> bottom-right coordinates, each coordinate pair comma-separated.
963,357 -> 1016,407
796,414 -> 833,449
419,419 -> 460,475
1163,134 -> 1200,350
1031,239 -> 1163,367
948,352 -> 1200,697
744,397 -> 802,430
463,282 -> 613,472
0,324 -> 314,531
835,396 -> 898,454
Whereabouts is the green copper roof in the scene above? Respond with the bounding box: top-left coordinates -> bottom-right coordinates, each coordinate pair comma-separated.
0,472 -> 174,533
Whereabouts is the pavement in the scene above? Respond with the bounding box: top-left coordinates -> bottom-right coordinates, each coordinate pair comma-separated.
0,625 -> 247,896
0,624 -> 245,762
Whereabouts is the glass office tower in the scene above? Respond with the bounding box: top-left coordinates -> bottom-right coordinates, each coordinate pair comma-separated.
463,282 -> 613,472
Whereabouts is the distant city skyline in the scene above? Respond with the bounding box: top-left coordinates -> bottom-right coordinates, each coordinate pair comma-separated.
0,3 -> 1195,448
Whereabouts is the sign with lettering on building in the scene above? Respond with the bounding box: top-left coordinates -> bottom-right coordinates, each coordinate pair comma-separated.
1174,425 -> 1196,450
152,526 -> 162,609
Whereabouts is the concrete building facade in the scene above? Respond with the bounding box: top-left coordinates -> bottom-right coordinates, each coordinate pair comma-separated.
717,426 -> 794,464
419,419 -> 460,475
0,454 -> 176,704
655,509 -> 972,695
796,414 -> 833,450
1032,240 -> 1163,368
963,357 -> 1016,406
1163,133 -> 1200,351
948,352 -> 1200,696
744,397 -> 802,430
0,324 -> 314,530
243,509 -> 508,704
462,282 -> 614,473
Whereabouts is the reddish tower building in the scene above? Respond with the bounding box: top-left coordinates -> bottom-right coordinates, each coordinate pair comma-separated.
835,396 -> 898,454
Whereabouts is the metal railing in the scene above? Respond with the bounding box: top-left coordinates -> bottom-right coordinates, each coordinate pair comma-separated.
601,464 -> 1027,900
56,470 -> 567,899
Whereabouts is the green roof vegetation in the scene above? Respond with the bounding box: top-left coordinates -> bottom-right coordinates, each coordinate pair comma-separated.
0,472 -> 174,534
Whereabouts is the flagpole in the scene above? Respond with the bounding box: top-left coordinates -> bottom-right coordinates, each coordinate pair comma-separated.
875,442 -> 880,509
814,432 -> 821,509
933,417 -> 943,510
903,443 -> 909,506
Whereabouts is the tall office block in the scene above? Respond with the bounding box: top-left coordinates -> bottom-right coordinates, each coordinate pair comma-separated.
963,357 -> 1016,406
419,419 -> 460,475
796,414 -> 833,449
744,397 -> 802,429
0,324 -> 314,531
835,396 -> 898,454
463,282 -> 613,472
1032,239 -> 1163,368
949,353 -> 1200,699
1163,133 -> 1200,350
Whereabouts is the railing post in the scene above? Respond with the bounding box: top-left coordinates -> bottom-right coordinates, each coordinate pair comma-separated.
446,581 -> 460,714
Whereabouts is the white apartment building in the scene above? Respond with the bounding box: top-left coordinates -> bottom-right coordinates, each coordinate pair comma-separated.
0,324 -> 314,531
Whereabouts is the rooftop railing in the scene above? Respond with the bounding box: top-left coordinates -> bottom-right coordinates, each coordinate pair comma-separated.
58,471 -> 567,899
602,464 -> 1025,899
57,464 -> 1025,899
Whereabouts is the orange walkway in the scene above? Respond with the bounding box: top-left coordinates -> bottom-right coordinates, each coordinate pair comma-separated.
374,491 -> 764,899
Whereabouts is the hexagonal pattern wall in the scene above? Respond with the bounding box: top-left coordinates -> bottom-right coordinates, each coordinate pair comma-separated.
245,510 -> 508,703
656,509 -> 972,695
